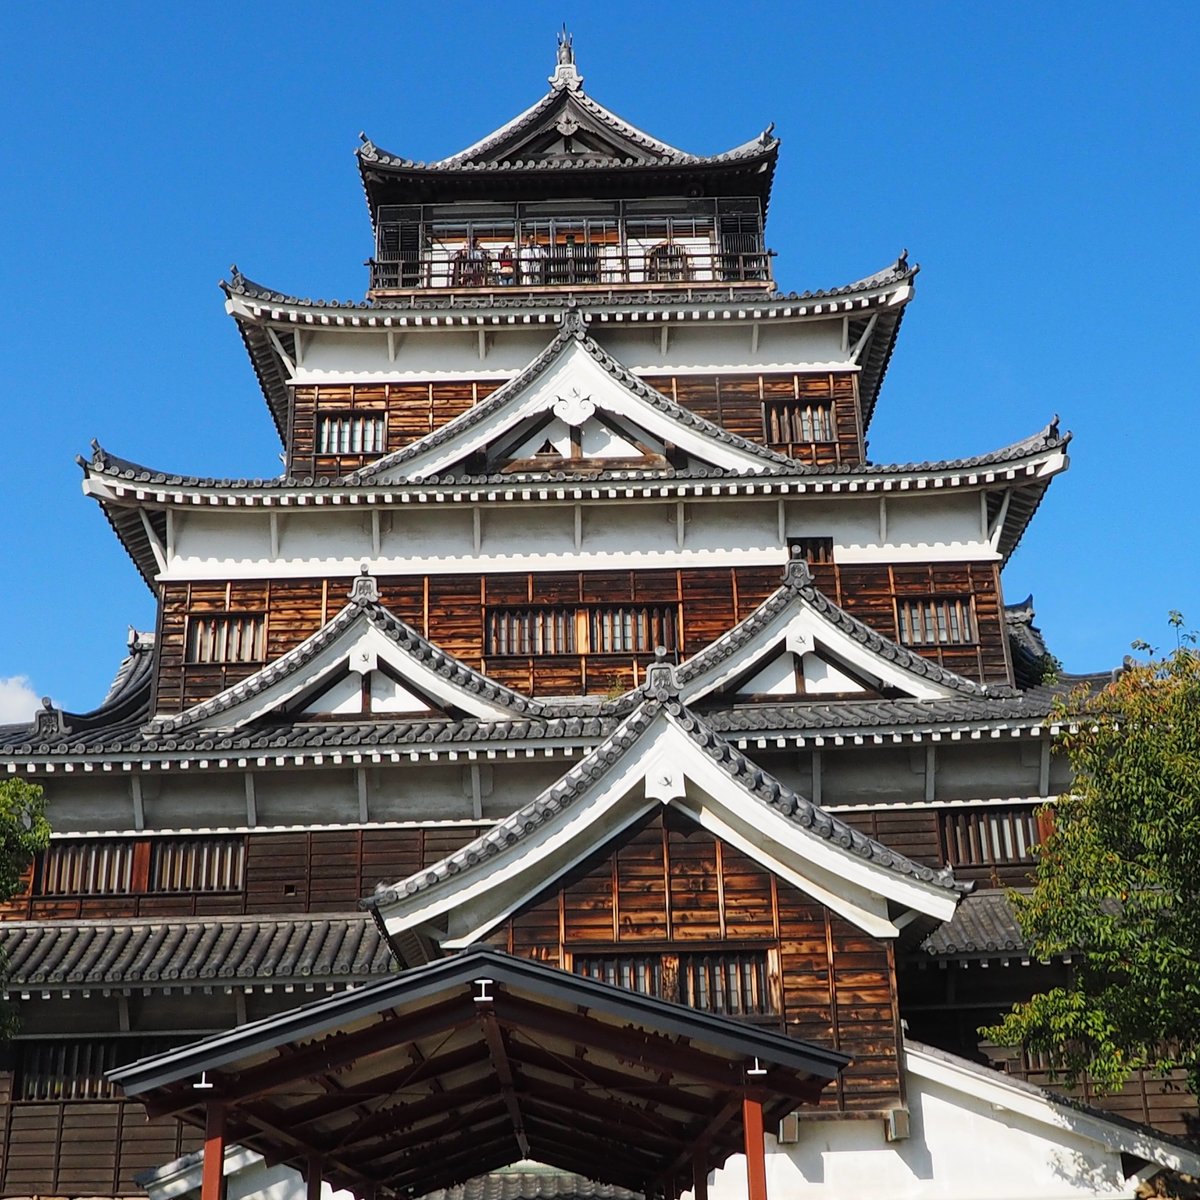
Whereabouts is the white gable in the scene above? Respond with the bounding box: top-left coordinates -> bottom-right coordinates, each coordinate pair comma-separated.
677,567 -> 984,707
360,333 -> 789,483
148,593 -> 530,735
375,704 -> 961,950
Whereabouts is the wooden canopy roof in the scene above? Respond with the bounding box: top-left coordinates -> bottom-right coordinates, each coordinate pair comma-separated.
111,947 -> 846,1200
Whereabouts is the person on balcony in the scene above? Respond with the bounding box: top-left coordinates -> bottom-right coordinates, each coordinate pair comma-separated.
453,238 -> 489,287
518,235 -> 546,285
498,245 -> 515,285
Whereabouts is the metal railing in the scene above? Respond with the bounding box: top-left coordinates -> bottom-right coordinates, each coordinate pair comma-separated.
368,243 -> 773,292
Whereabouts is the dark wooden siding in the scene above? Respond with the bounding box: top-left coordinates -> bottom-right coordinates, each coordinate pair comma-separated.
155,562 -> 1009,711
0,826 -> 489,922
287,373 -> 861,476
499,811 -> 904,1113
0,1096 -> 201,1197
288,381 -> 502,478
641,372 -> 863,466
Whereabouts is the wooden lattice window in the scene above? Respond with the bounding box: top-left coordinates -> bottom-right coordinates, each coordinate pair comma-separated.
318,413 -> 386,455
573,949 -> 777,1016
897,597 -> 976,646
17,1038 -> 184,1100
939,806 -> 1042,868
486,607 -> 577,656
787,536 -> 834,565
588,605 -> 677,654
485,605 -> 678,657
149,838 -> 246,893
33,836 -> 246,897
764,400 -> 834,444
185,614 -> 265,664
35,840 -> 135,896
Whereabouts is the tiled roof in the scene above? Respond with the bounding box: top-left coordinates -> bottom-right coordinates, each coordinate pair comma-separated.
357,65 -> 778,174
0,914 -> 392,991
418,1172 -> 641,1200
917,891 -> 1028,958
369,669 -> 966,911
667,559 -> 997,702
82,416 -> 1064,494
348,310 -> 797,483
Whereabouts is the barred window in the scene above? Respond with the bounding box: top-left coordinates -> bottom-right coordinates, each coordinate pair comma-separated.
149,838 -> 245,893
35,840 -> 135,896
589,605 -> 677,654
485,605 -> 678,656
33,837 -> 246,897
574,949 -> 777,1016
319,413 -> 386,455
486,607 -> 577,656
787,536 -> 834,565
939,806 -> 1041,868
764,400 -> 834,444
18,1038 -> 184,1101
897,597 -> 976,646
185,614 -> 265,664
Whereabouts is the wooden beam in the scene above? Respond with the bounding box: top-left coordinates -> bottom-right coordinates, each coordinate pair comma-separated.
743,1095 -> 768,1200
662,1094 -> 742,1178
222,999 -> 478,1104
693,1148 -> 709,1200
478,1006 -> 530,1158
137,508 -> 167,574
202,1102 -> 226,1200
849,314 -> 878,363
306,1154 -> 323,1200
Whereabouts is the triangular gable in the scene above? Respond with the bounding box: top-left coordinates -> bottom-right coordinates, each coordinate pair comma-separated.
668,560 -> 994,707
351,312 -> 796,484
147,573 -> 545,735
370,662 -> 964,949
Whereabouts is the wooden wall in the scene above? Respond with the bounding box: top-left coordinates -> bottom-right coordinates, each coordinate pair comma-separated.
288,382 -> 501,478
286,373 -> 863,477
0,1092 -> 201,1197
154,562 -> 1010,711
0,825 -> 488,923
642,372 -> 863,466
809,560 -> 1010,684
496,810 -> 904,1113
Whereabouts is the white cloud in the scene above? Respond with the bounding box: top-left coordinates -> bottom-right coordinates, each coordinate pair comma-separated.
0,676 -> 43,724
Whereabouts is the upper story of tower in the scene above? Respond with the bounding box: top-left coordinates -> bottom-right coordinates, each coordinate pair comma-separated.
358,33 -> 780,299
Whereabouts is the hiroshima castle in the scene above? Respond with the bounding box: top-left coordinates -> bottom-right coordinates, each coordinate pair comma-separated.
0,34 -> 1195,1200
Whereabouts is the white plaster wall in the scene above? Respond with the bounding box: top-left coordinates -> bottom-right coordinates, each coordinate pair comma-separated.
161,488 -> 995,582
703,1078 -> 1135,1200
285,319 -> 855,384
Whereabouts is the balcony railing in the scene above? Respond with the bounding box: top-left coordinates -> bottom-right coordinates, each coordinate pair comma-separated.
368,241 -> 773,293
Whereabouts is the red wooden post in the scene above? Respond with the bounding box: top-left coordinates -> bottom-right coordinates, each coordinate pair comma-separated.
742,1095 -> 767,1200
201,1102 -> 226,1200
692,1148 -> 709,1200
306,1153 -> 323,1200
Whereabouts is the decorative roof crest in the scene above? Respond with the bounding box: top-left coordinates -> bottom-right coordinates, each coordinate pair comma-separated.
550,26 -> 583,91
349,565 -> 379,604
32,697 -> 65,740
782,557 -> 814,589
644,647 -> 681,702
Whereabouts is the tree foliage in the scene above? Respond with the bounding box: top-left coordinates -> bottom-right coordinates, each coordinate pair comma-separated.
985,624 -> 1200,1092
0,777 -> 50,1035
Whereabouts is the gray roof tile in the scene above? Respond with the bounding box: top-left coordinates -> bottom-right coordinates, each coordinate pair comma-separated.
0,915 -> 393,991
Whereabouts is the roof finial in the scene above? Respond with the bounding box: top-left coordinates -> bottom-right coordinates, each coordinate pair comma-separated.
550,26 -> 583,91
350,565 -> 379,605
557,24 -> 574,65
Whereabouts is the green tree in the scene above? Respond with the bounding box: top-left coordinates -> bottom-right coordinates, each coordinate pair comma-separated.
985,624 -> 1200,1092
0,777 -> 50,1034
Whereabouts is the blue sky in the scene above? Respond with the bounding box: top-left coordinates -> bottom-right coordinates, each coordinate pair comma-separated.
1,2 -> 1197,714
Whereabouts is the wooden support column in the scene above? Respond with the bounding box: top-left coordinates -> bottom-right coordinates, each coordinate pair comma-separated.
742,1095 -> 767,1200
306,1153 -> 323,1200
692,1148 -> 709,1200
202,1102 -> 226,1200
